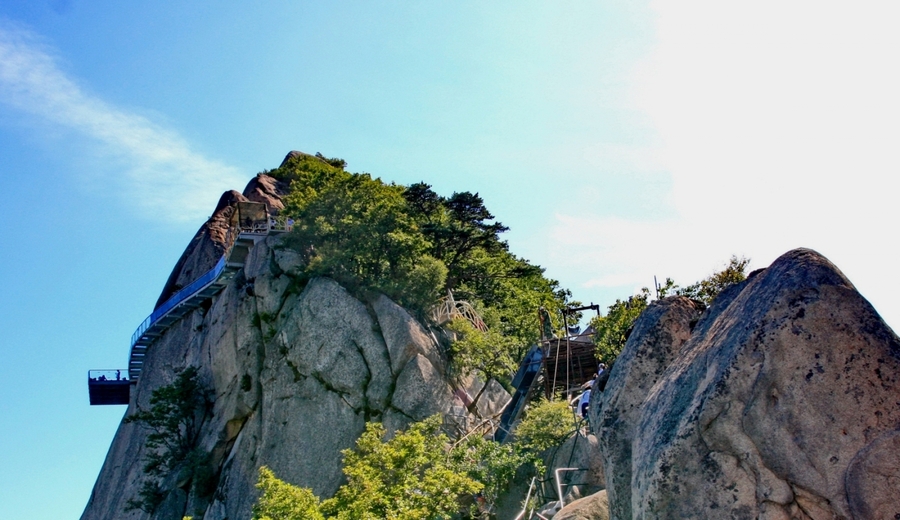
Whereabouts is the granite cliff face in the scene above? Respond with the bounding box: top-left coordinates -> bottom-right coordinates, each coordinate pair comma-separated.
82,170 -> 503,520
591,249 -> 900,519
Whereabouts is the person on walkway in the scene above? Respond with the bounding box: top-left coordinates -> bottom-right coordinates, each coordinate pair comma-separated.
578,388 -> 591,418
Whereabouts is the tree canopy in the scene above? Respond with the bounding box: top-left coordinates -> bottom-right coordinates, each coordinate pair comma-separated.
251,410 -> 572,519
253,467 -> 324,520
269,155 -> 571,378
123,367 -> 213,513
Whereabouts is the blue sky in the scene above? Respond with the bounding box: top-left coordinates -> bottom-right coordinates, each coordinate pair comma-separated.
1,2 -> 898,518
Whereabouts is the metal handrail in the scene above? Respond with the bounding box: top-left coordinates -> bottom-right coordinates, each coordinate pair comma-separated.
88,369 -> 129,382
130,256 -> 227,346
554,467 -> 583,508
431,294 -> 488,331
513,477 -> 538,520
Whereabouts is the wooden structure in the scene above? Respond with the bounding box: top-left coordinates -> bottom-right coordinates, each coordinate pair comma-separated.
542,334 -> 599,399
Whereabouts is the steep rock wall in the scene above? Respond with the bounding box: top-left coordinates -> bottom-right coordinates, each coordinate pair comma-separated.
82,234 -> 475,520
592,248 -> 900,519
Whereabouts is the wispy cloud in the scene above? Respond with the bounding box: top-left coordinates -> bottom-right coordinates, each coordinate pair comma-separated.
0,20 -> 245,223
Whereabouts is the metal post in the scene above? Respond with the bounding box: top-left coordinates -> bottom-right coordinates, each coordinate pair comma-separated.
555,467 -> 581,508
513,477 -> 538,520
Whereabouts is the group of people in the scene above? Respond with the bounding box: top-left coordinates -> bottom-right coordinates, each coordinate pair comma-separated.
572,362 -> 608,419
91,370 -> 124,382
270,217 -> 294,231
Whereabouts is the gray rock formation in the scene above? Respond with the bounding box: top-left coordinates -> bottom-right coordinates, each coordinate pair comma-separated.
593,248 -> 900,519
590,296 -> 701,519
81,179 -> 505,519
554,490 -> 610,520
550,433 -> 607,501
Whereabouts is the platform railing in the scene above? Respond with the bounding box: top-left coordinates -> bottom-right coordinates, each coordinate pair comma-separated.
127,214 -> 292,379
88,369 -> 130,382
130,256 -> 227,347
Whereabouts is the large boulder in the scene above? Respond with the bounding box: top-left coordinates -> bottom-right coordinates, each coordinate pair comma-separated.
591,296 -> 700,519
154,190 -> 246,308
554,490 -> 610,520
595,248 -> 900,519
242,173 -> 289,214
551,433 -> 606,500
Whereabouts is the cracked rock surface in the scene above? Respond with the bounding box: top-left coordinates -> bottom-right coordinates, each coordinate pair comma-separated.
592,248 -> 900,520
81,235 -> 479,520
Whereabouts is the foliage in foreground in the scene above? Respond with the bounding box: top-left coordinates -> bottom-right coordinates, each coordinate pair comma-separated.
445,316 -> 518,409
322,417 -> 481,519
254,417 -> 481,520
591,256 -> 750,366
123,367 -> 213,513
252,467 -> 324,520
252,408 -> 573,519
513,399 -> 576,457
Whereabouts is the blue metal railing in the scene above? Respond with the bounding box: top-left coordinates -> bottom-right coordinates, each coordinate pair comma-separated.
130,255 -> 227,347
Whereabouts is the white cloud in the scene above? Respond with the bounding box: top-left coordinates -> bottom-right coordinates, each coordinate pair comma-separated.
0,21 -> 245,223
635,0 -> 900,225
545,1 -> 900,326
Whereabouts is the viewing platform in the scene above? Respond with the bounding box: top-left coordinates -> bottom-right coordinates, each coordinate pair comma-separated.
87,370 -> 131,405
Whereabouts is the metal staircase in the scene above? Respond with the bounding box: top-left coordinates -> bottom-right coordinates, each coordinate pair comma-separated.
495,345 -> 544,443
127,233 -> 261,379
89,202 -> 285,404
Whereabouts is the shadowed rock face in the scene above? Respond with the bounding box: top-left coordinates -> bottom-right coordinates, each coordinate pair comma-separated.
155,173 -> 288,310
593,248 -> 900,519
591,297 -> 702,520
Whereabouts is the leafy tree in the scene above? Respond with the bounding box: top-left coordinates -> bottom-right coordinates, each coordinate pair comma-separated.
402,182 -> 571,354
252,467 -> 324,520
449,435 -> 532,515
275,157 -> 445,314
320,416 -> 482,519
446,316 -> 518,412
250,410 -> 579,519
403,183 -> 509,291
315,152 -> 347,169
123,366 -> 212,513
677,255 -> 749,307
590,288 -> 650,366
272,159 -> 571,375
514,399 -> 574,457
